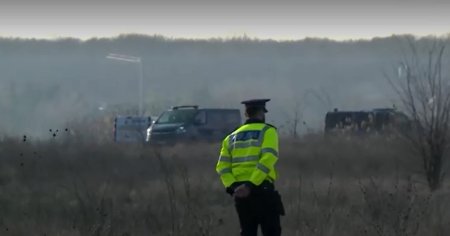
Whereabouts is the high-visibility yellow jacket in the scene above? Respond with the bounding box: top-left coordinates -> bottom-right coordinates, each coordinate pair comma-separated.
216,121 -> 279,188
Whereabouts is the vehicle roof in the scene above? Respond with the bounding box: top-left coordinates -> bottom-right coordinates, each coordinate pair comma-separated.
199,108 -> 240,111
168,107 -> 239,111
326,108 -> 396,114
115,115 -> 152,119
326,110 -> 370,115
114,116 -> 152,126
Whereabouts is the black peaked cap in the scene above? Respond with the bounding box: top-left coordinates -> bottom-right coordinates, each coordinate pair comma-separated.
241,99 -> 271,112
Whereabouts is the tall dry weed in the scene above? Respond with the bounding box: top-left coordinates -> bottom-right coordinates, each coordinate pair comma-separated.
0,134 -> 448,235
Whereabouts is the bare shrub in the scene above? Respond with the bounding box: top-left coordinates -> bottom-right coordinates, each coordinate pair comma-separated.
389,39 -> 450,190
359,176 -> 431,236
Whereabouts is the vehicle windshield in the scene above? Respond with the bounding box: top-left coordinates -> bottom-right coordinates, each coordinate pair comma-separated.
155,109 -> 198,124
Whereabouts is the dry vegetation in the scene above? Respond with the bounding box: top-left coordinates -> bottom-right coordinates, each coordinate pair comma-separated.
0,133 -> 449,236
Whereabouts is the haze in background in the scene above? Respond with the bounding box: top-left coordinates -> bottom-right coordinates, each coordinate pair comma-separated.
1,0 -> 449,137
1,34 -> 449,137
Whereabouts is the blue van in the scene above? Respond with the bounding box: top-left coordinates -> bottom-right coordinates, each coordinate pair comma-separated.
114,116 -> 153,143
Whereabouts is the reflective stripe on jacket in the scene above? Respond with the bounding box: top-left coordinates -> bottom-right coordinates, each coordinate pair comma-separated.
216,122 -> 279,187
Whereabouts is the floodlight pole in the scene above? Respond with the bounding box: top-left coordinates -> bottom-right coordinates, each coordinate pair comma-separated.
106,54 -> 144,116
137,59 -> 144,117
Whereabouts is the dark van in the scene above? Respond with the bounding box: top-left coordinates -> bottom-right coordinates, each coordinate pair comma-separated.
324,108 -> 410,134
146,105 -> 242,145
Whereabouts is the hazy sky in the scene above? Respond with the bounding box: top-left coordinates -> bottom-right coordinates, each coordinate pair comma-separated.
1,0 -> 449,40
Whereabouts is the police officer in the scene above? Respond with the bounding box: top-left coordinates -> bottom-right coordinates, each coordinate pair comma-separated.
216,99 -> 284,236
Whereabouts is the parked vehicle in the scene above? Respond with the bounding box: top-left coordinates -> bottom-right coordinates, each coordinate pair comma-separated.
146,105 -> 242,145
324,108 -> 410,134
114,116 -> 153,143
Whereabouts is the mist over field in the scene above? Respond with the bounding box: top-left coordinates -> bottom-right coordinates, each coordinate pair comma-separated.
0,34 -> 449,137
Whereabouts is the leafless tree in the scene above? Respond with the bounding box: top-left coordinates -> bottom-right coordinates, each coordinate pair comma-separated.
291,100 -> 303,138
389,39 -> 450,191
289,88 -> 333,138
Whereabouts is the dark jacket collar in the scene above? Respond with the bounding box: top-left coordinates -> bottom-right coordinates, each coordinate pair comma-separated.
245,118 -> 265,124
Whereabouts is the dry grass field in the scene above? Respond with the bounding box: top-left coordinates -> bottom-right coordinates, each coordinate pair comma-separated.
0,133 -> 449,236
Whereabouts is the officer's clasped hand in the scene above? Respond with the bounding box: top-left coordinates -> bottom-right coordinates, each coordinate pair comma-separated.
233,184 -> 251,198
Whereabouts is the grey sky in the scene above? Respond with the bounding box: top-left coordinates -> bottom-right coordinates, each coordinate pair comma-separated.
1,0 -> 449,40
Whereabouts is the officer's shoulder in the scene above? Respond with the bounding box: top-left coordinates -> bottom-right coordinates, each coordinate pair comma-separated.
225,126 -> 240,138
265,123 -> 277,130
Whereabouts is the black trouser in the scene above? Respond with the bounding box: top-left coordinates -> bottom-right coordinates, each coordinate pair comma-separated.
234,182 -> 284,236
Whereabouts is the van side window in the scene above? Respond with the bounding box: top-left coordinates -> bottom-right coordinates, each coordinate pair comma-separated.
194,111 -> 207,125
223,112 -> 241,126
208,111 -> 240,128
207,111 -> 224,125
